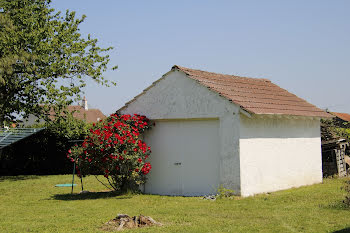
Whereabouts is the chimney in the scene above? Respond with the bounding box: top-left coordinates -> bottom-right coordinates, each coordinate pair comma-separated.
82,96 -> 88,110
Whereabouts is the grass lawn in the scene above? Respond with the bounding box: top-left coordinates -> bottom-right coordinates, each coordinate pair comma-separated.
0,175 -> 350,233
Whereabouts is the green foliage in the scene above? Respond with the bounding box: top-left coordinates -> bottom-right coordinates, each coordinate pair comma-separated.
334,127 -> 350,141
321,118 -> 350,141
0,0 -> 116,125
0,128 -> 75,175
0,111 -> 90,175
68,114 -> 152,192
217,184 -> 236,199
45,111 -> 90,139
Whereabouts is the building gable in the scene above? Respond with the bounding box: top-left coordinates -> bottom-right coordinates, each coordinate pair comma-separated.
119,69 -> 240,119
120,65 -> 331,119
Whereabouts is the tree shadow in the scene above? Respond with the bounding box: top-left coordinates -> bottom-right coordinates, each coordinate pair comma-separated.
0,175 -> 39,182
319,200 -> 350,210
52,191 -> 133,201
332,227 -> 350,233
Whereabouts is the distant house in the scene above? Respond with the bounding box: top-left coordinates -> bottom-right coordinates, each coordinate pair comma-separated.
60,97 -> 106,123
321,112 -> 350,177
331,112 -> 350,127
119,65 -> 332,197
23,97 -> 106,126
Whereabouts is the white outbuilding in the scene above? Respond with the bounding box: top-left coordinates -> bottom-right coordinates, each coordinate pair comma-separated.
118,65 -> 332,196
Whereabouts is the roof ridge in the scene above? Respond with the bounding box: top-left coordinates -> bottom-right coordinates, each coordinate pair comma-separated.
118,65 -> 332,118
172,65 -> 271,83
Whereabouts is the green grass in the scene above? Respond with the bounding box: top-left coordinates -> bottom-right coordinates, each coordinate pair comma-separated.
1,175 -> 350,233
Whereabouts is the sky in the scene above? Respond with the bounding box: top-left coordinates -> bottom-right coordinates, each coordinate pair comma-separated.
51,0 -> 350,115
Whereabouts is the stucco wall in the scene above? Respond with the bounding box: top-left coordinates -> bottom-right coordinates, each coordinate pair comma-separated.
120,70 -> 241,194
239,115 -> 322,196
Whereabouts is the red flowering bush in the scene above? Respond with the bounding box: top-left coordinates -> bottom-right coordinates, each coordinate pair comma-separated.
67,114 -> 152,192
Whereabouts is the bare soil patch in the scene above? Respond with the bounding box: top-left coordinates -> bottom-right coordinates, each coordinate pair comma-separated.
102,214 -> 162,231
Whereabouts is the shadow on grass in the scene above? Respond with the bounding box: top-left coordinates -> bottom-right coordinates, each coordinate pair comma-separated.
0,175 -> 39,182
333,227 -> 350,233
319,200 -> 350,210
52,191 -> 133,201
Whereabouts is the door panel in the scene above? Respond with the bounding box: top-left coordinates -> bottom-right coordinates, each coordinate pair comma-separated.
144,119 -> 220,196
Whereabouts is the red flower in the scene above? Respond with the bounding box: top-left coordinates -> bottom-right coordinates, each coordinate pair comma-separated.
141,162 -> 152,174
67,113 -> 153,190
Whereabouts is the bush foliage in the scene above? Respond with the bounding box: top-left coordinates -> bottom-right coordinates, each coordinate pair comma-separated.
0,115 -> 90,175
68,114 -> 153,192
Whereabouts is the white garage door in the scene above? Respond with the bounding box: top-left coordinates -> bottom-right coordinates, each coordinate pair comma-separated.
143,119 -> 220,196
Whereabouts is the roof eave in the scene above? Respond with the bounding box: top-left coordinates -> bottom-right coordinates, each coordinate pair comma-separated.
239,108 -> 252,118
253,112 -> 333,119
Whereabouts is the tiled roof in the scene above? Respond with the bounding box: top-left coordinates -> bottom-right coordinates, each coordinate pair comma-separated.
173,65 -> 332,118
331,112 -> 350,122
49,106 -> 106,123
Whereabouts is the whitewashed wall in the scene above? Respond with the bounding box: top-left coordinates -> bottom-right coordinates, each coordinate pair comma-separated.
120,70 -> 242,194
239,115 -> 322,196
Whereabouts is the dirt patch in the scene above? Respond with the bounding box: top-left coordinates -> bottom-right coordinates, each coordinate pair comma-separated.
101,214 -> 162,231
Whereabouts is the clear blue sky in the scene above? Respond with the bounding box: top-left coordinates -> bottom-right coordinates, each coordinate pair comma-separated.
52,0 -> 350,115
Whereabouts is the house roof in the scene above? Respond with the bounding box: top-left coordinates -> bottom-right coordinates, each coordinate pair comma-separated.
173,65 -> 332,118
49,105 -> 106,123
68,106 -> 106,123
120,65 -> 332,118
331,112 -> 350,122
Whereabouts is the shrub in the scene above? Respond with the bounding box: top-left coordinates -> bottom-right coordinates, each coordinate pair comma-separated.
68,114 -> 153,192
0,115 -> 89,176
217,185 -> 236,199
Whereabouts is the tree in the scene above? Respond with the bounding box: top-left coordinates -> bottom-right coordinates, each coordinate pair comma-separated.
0,0 -> 116,125
68,114 -> 153,192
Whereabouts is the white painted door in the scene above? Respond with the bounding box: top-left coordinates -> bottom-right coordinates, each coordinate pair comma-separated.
144,119 -> 220,196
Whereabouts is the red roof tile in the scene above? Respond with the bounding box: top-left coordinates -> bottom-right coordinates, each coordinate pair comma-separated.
331,112 -> 350,122
173,65 -> 332,118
